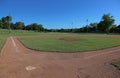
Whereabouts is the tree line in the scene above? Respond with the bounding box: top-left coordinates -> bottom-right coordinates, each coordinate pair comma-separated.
0,14 -> 120,34
49,14 -> 120,34
0,16 -> 44,32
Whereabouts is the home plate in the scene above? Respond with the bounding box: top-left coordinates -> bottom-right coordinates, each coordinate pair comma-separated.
26,66 -> 36,71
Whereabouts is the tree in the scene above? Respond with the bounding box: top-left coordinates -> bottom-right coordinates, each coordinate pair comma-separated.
1,16 -> 12,29
89,23 -> 98,32
31,23 -> 39,30
6,16 -> 12,30
114,25 -> 120,33
10,23 -> 15,29
25,23 -> 44,32
14,22 -> 25,29
0,20 -> 3,28
1,17 -> 7,29
0,16 -> 46,32
37,24 -> 44,32
97,14 -> 115,34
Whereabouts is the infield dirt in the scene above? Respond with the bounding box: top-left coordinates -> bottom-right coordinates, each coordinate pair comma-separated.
0,36 -> 120,78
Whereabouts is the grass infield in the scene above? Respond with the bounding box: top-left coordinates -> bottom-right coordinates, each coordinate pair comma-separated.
0,29 -> 40,51
18,33 -> 120,52
0,29 -> 10,50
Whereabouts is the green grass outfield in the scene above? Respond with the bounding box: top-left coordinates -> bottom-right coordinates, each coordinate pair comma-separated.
19,33 -> 120,52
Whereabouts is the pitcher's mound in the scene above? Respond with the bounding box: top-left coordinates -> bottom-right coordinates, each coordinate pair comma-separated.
60,38 -> 80,41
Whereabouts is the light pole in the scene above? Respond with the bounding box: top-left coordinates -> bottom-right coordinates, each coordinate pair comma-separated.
71,22 -> 73,32
8,13 -> 12,34
86,19 -> 88,33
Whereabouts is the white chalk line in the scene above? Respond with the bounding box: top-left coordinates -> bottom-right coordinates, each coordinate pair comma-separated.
83,49 -> 120,59
11,37 -> 36,71
11,37 -> 19,52
11,37 -> 37,71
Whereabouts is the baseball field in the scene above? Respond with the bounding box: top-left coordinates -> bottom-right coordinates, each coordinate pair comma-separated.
0,29 -> 120,78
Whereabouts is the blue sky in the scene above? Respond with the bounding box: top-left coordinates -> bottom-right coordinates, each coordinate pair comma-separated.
0,0 -> 120,29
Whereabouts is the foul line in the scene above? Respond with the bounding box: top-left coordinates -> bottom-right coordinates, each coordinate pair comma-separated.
11,37 -> 19,52
11,37 -> 17,47
83,49 -> 120,59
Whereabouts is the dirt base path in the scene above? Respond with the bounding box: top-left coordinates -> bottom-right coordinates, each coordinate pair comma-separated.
0,37 -> 120,78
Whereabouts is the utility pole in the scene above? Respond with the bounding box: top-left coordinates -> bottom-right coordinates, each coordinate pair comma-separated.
71,22 -> 73,32
8,13 -> 12,34
86,19 -> 88,33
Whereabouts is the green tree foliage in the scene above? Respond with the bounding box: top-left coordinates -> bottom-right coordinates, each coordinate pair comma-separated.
25,23 -> 44,32
0,15 -> 119,33
1,16 -> 12,29
14,22 -> 25,29
114,25 -> 120,33
1,17 -> 7,29
0,20 -> 3,28
89,23 -> 98,32
0,16 -> 44,32
98,14 -> 115,34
